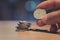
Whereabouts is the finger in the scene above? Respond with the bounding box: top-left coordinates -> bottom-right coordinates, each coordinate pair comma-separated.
57,22 -> 60,29
42,10 -> 60,25
36,0 -> 60,10
47,0 -> 50,1
37,10 -> 60,26
50,24 -> 58,33
37,19 -> 46,26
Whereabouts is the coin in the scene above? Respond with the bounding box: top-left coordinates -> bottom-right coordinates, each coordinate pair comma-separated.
34,9 -> 46,19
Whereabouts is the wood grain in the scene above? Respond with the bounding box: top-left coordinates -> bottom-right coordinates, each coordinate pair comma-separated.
0,21 -> 60,40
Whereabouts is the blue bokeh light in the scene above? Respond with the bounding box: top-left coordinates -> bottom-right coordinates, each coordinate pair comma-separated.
25,1 -> 37,11
25,0 -> 41,20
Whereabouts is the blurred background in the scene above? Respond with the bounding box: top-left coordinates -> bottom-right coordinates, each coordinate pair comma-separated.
0,0 -> 45,20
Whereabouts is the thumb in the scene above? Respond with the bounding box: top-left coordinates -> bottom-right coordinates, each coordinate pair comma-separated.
36,0 -> 60,10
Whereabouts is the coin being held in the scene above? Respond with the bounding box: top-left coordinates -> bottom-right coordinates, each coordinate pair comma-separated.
34,9 -> 46,19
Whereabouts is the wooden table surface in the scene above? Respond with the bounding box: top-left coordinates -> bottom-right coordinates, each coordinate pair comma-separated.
0,21 -> 60,40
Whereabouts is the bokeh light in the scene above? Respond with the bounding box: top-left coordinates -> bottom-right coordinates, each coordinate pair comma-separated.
0,0 -> 43,20
25,1 -> 36,11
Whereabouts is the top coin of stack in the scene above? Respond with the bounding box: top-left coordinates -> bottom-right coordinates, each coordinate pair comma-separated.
34,9 -> 46,19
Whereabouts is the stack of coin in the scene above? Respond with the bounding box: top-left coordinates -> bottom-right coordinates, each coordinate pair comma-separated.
16,21 -> 31,31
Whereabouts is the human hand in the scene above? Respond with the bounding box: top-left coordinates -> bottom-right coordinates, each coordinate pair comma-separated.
36,0 -> 60,33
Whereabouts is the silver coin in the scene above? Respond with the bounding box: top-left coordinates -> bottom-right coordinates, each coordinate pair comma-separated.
34,9 -> 46,19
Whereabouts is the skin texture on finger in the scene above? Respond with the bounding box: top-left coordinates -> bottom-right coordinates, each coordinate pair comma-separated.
37,10 -> 60,26
47,0 -> 54,1
36,0 -> 60,10
57,23 -> 60,29
37,19 -> 46,26
44,10 -> 60,24
43,10 -> 60,25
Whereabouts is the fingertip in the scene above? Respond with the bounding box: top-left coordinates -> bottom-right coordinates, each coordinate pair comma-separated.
37,19 -> 46,26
